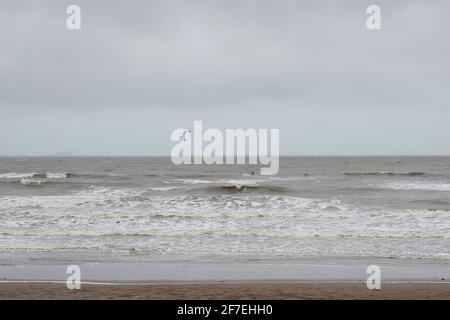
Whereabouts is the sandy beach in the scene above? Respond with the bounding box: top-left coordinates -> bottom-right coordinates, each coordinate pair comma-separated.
1,259 -> 449,299
1,281 -> 449,299
2,0 -> 450,304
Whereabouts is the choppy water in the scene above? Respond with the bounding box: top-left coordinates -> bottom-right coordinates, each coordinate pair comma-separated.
0,156 -> 449,264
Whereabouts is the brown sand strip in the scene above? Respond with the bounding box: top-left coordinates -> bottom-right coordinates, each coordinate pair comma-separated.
1,281 -> 449,299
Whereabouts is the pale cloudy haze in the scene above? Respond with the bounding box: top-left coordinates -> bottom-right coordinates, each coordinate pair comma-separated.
0,0 -> 449,155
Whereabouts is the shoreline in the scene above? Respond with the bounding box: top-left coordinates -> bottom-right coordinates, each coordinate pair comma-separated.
1,258 -> 449,282
1,259 -> 449,299
2,279 -> 450,284
1,280 -> 449,299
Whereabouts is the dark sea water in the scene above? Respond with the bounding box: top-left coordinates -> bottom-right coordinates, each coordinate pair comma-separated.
0,156 -> 449,264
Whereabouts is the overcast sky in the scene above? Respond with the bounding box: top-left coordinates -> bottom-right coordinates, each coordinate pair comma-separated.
0,0 -> 449,156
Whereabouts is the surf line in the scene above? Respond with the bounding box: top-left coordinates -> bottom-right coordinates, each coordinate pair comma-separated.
171,121 -> 279,175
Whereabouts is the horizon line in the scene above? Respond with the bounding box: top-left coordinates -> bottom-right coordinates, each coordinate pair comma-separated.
1,154 -> 450,157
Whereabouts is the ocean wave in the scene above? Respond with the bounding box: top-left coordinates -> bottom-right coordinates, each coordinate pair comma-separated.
74,186 -> 144,197
427,208 -> 450,212
46,173 -> 68,179
207,184 -> 288,193
162,177 -> 289,193
344,171 -> 429,177
67,173 -> 127,179
0,239 -> 448,261
410,199 -> 450,206
149,187 -> 183,191
162,178 -> 216,185
0,172 -> 69,179
19,179 -> 47,186
0,172 -> 129,181
169,173 -> 217,178
0,173 -> 37,179
269,176 -> 311,181
1,225 -> 449,239
119,195 -> 150,202
163,178 -> 267,185
0,186 -> 346,216
382,182 -> 450,191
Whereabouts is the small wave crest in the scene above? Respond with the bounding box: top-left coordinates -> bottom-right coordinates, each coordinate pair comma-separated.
162,178 -> 216,185
382,182 -> 450,191
67,173 -> 126,179
207,184 -> 288,193
0,173 -> 37,179
0,172 -> 69,179
149,186 -> 183,191
344,171 -> 429,177
162,178 -> 288,193
0,172 -> 128,180
19,179 -> 47,186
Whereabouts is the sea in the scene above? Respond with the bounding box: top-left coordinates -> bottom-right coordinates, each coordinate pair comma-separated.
0,156 -> 449,266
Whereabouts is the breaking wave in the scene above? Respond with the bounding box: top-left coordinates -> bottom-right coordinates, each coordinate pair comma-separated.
344,171 -> 429,177
162,178 -> 290,193
0,186 -> 344,214
382,182 -> 450,191
0,172 -> 126,180
149,186 -> 183,191
19,179 -> 48,186
207,184 -> 288,193
0,172 -> 70,179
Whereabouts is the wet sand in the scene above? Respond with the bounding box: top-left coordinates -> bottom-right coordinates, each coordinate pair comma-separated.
1,281 -> 449,299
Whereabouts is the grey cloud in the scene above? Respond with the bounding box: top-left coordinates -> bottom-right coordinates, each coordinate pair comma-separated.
1,0 -> 449,110
0,0 -> 449,155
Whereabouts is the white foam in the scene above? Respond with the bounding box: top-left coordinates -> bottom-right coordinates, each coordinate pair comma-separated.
163,179 -> 215,185
219,179 -> 260,188
1,190 -> 449,260
19,179 -> 46,186
0,172 -> 68,179
149,187 -> 182,191
0,186 -> 145,210
163,178 -> 266,187
0,173 -> 36,179
383,182 -> 450,191
46,172 -> 68,179
74,186 -> 144,198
